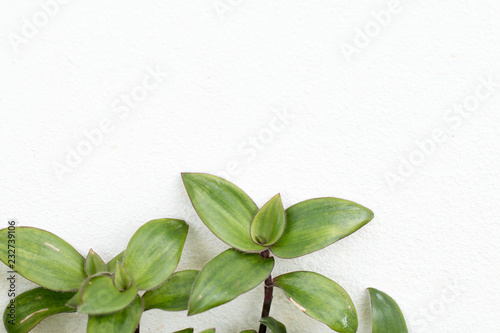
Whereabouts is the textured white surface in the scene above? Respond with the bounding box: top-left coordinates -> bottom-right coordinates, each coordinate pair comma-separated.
1,0 -> 500,332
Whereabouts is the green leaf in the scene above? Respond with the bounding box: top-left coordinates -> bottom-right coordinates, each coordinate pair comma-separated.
3,287 -> 76,333
107,251 -> 125,273
114,262 -> 132,291
271,198 -> 374,258
189,249 -> 274,315
66,288 -> 83,308
182,173 -> 265,252
143,270 -> 199,311
368,288 -> 408,333
259,317 -> 287,333
124,218 -> 188,290
86,249 -> 108,276
200,329 -> 216,333
250,194 -> 286,246
87,295 -> 143,333
240,331 -> 257,333
0,227 -> 86,291
78,275 -> 138,314
173,329 -> 193,333
273,271 -> 357,333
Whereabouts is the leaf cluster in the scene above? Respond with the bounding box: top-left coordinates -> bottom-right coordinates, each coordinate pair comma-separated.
0,173 -> 407,333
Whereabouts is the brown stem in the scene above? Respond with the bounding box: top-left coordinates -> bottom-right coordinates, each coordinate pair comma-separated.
258,250 -> 274,333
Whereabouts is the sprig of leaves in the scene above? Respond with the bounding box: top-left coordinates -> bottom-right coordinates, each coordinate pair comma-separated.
0,172 -> 408,333
0,218 -> 194,333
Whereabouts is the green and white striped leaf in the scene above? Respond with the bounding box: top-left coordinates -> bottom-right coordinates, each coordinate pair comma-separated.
87,295 -> 143,333
173,329 -> 193,333
0,227 -> 86,291
200,329 -> 216,333
368,288 -> 408,333
143,270 -> 199,311
239,331 -> 257,333
188,249 -> 274,315
85,249 -> 107,276
260,317 -> 287,333
3,287 -> 76,333
250,194 -> 286,247
78,275 -> 138,315
271,198 -> 374,258
273,271 -> 357,333
182,173 -> 265,252
124,218 -> 188,290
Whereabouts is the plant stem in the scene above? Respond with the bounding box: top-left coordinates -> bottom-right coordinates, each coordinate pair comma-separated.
258,250 -> 274,333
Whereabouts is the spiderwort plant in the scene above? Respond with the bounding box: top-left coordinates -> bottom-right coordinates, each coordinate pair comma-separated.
0,173 -> 408,333
182,173 -> 407,333
0,218 -> 199,333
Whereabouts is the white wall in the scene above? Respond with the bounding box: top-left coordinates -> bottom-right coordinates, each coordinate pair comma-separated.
1,1 -> 499,332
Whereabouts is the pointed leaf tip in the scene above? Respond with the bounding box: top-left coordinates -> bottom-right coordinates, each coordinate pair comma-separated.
368,288 -> 408,333
66,288 -> 83,308
182,173 -> 265,252
271,198 -> 374,258
124,218 -> 188,290
86,249 -> 108,276
107,251 -> 125,273
250,194 -> 286,247
114,262 -> 132,291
